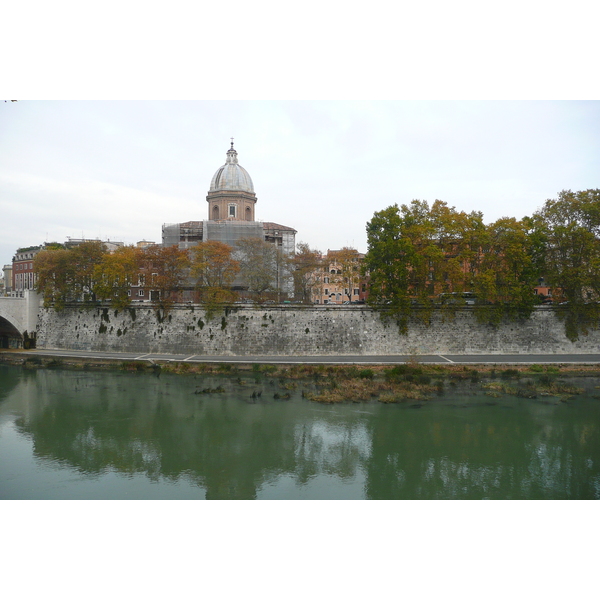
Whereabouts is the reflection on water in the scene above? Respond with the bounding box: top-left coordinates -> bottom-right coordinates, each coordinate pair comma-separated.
1,364 -> 599,499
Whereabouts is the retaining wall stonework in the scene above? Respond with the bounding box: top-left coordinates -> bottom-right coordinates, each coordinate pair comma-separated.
34,305 -> 600,356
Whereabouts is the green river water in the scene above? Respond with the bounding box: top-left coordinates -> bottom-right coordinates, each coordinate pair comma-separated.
1,364 -> 599,499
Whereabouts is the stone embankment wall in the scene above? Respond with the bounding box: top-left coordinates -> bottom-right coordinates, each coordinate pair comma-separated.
35,304 -> 600,356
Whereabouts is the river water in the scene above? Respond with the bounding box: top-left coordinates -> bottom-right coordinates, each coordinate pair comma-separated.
1,364 -> 599,499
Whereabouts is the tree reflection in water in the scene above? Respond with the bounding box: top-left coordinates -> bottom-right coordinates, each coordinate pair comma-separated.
1,367 -> 599,499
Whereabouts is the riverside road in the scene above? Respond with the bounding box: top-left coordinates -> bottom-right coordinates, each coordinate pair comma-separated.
7,349 -> 600,365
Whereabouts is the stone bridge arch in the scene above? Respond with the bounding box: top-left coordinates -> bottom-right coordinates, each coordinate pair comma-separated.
0,315 -> 23,348
0,292 -> 41,349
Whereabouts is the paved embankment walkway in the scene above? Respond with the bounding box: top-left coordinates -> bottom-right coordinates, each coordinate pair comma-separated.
5,349 -> 600,365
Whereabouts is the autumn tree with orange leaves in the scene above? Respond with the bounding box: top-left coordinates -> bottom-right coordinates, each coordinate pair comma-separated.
93,246 -> 143,310
138,245 -> 189,310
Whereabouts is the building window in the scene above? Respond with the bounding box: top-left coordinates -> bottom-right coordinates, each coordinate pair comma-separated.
353,288 -> 359,296
128,290 -> 131,296
213,205 -> 219,219
324,277 -> 329,284
324,289 -> 329,296
228,204 -> 236,218
138,290 -> 144,297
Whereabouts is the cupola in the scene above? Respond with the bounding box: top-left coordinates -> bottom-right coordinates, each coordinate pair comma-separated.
207,141 -> 257,221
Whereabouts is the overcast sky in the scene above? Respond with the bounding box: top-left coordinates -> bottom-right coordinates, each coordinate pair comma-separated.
1,100 -> 598,265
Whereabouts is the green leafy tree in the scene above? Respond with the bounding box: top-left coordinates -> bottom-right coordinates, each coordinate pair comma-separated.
364,202 -> 436,332
365,200 -> 539,332
429,201 -> 487,295
534,189 -> 600,340
365,200 -> 479,329
472,217 -> 539,325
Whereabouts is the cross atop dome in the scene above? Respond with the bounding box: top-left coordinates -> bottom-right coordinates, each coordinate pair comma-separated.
226,138 -> 238,164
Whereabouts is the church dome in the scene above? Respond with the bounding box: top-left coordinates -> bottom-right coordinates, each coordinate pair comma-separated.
209,142 -> 254,193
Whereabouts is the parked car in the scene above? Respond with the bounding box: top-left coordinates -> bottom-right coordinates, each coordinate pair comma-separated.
438,292 -> 477,305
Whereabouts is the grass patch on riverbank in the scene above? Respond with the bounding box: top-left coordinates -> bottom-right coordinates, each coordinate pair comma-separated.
298,363 -> 590,404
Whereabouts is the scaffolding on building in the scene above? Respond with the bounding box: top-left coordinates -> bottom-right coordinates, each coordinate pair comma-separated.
161,219 -> 295,295
204,220 -> 264,245
162,222 -> 204,249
